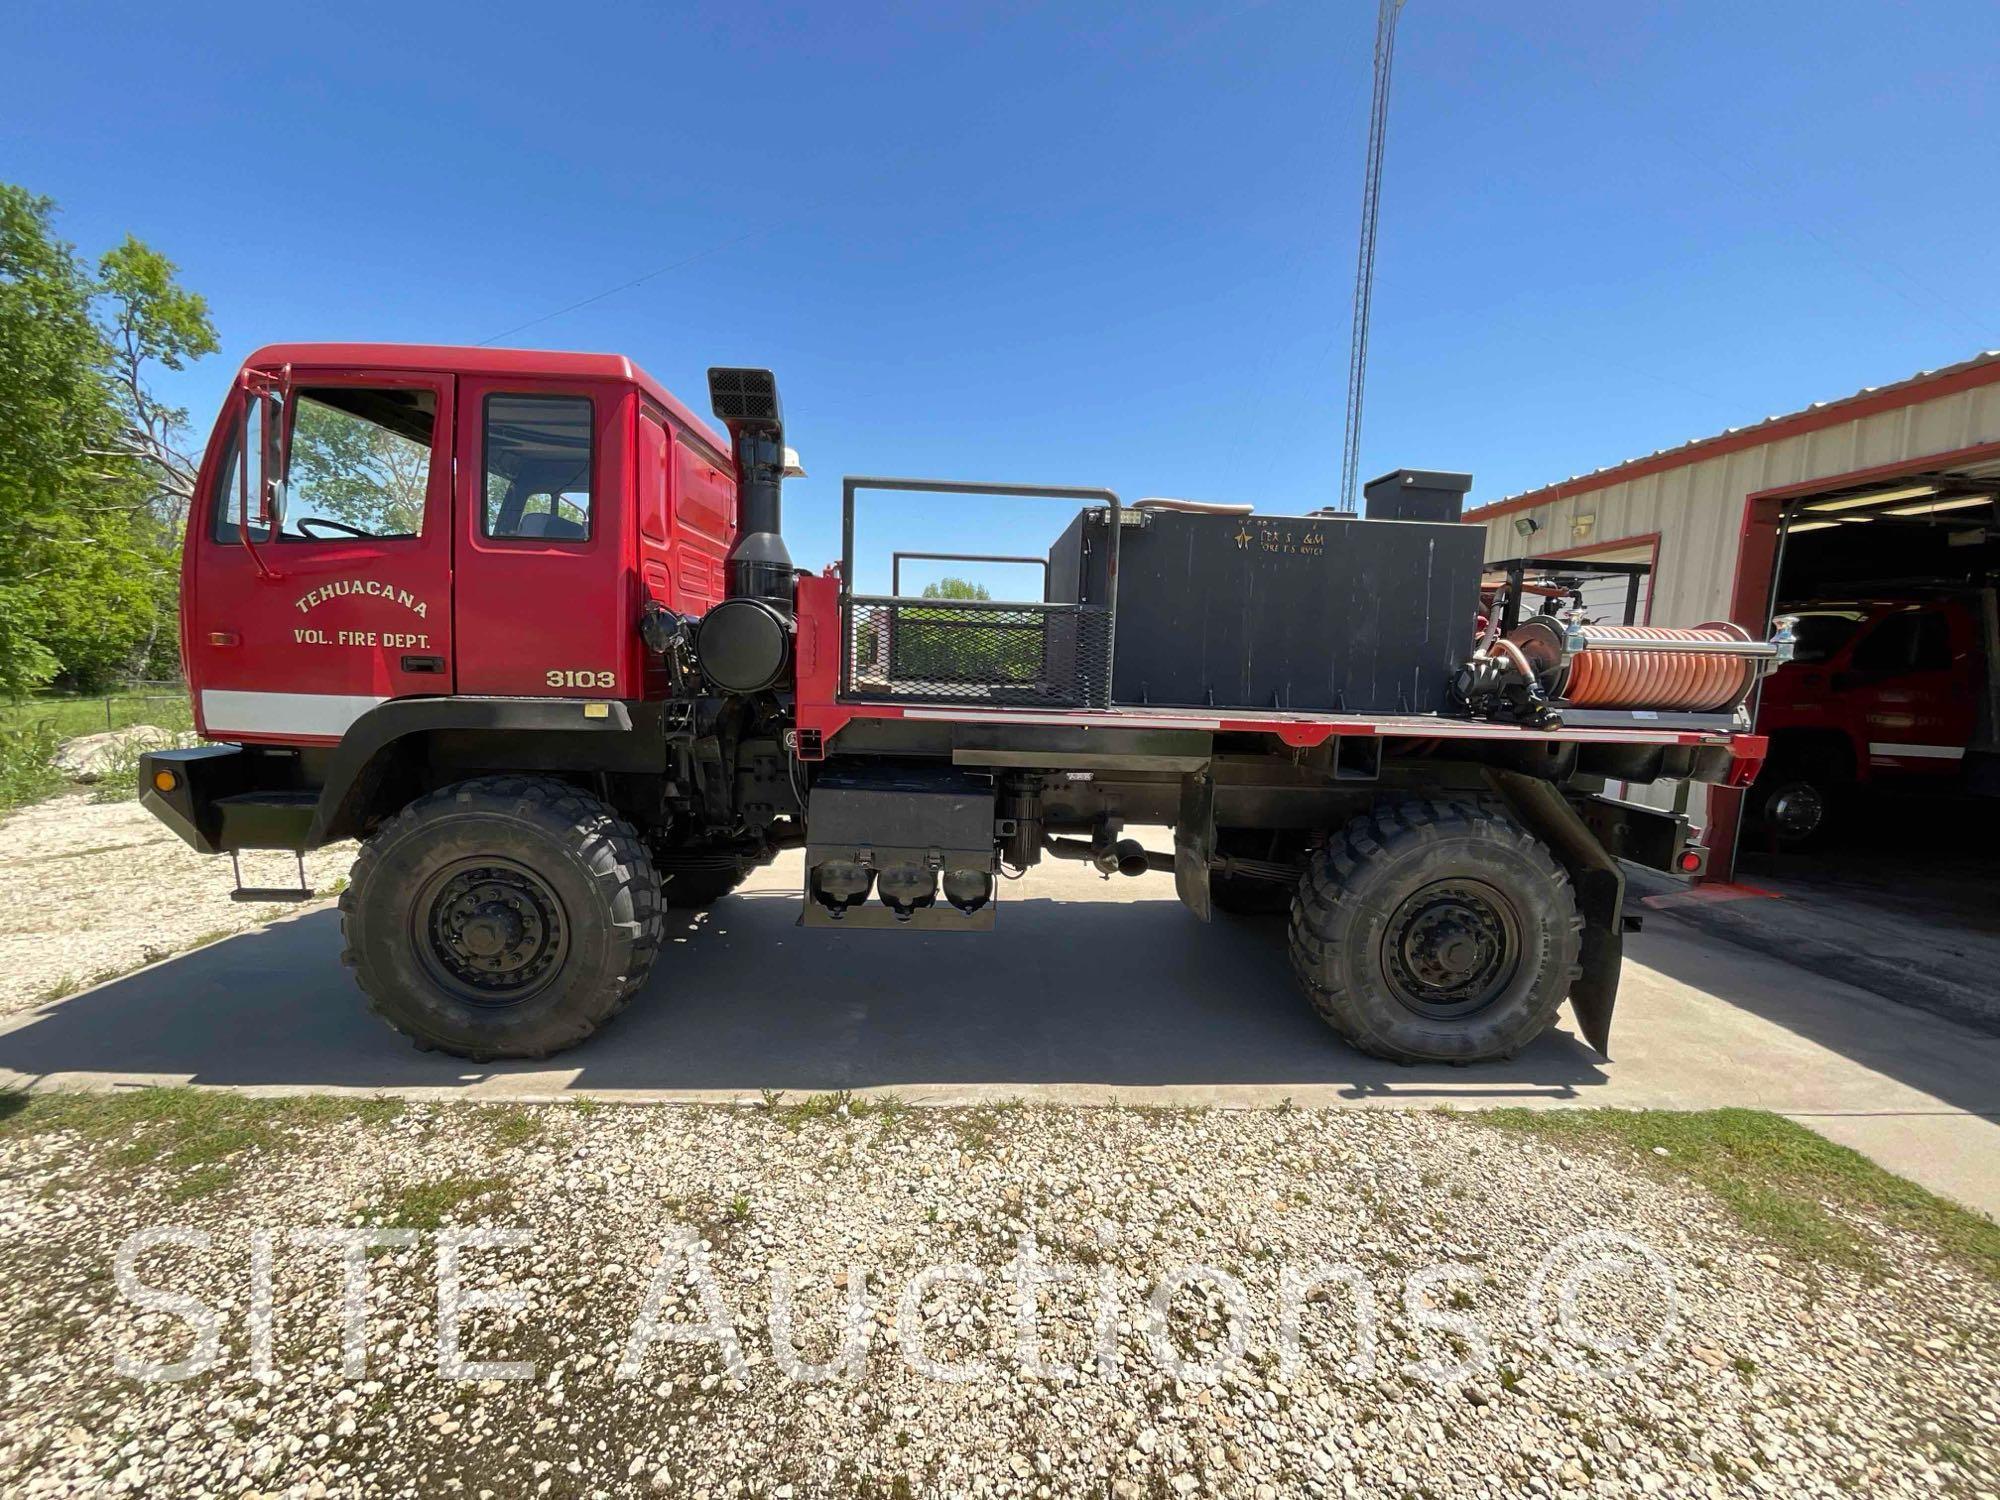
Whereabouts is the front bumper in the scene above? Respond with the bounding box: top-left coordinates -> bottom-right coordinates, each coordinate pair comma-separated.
138,745 -> 316,855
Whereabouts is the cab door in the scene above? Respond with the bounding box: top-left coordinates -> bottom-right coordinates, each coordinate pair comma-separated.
188,368 -> 456,743
453,377 -> 637,697
1845,605 -> 1975,776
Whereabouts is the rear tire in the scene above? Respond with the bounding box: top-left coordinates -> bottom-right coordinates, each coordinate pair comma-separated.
340,776 -> 662,1061
1287,799 -> 1582,1063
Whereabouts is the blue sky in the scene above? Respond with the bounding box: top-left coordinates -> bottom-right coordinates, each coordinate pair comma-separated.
7,0 -> 1998,592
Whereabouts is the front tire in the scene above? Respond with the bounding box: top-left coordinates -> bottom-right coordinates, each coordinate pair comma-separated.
340,776 -> 662,1060
1750,769 -> 1831,848
1287,799 -> 1582,1063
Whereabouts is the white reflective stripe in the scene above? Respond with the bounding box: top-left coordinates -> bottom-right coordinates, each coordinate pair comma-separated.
201,690 -> 389,737
1866,741 -> 1965,760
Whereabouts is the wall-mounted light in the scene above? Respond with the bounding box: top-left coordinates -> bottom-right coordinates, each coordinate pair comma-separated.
1513,515 -> 1541,538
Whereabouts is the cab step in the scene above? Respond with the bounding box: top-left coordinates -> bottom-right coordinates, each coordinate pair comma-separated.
229,849 -> 315,903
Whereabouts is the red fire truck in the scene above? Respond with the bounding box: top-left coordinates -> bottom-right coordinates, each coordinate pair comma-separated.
141,345 -> 1778,1065
1751,593 -> 1999,843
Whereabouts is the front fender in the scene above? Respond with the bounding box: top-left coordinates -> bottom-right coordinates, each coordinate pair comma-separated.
306,696 -> 668,845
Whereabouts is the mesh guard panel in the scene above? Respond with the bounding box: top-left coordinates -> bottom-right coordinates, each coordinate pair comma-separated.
706,367 -> 779,425
843,597 -> 1112,708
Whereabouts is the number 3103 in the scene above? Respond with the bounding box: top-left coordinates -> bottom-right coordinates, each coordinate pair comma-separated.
546,669 -> 616,688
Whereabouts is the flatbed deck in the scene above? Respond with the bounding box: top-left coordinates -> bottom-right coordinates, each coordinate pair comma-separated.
830,701 -> 1748,746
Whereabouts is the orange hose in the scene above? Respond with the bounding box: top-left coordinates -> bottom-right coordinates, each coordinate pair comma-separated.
1558,624 -> 1756,711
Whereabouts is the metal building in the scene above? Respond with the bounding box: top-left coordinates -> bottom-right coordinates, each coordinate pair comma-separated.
1463,351 -> 2000,879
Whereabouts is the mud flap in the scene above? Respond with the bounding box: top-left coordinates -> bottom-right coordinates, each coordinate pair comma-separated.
1487,771 -> 1625,1058
1174,770 -> 1215,923
1564,867 -> 1624,1057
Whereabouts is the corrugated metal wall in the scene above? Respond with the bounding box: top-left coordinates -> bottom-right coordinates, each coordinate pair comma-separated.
1470,377 -> 2000,824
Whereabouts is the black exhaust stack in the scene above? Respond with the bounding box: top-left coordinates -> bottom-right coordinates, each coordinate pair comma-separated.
707,367 -> 794,604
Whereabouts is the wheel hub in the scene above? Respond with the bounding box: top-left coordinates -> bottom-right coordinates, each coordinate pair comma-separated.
417,861 -> 569,1005
1769,783 -> 1823,839
458,902 -> 524,958
1382,879 -> 1521,1019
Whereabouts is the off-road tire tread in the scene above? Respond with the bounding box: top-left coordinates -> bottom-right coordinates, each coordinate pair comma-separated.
1286,798 -> 1583,1063
339,775 -> 661,1059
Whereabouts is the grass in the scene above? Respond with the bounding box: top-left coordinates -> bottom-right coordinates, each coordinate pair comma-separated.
0,721 -> 66,812
482,1105 -> 544,1149
85,725 -> 181,804
948,1100 -> 1025,1155
767,1089 -> 911,1131
1474,1107 -> 2000,1283
33,973 -> 89,1006
0,688 -> 191,812
0,1087 -> 403,1200
373,1175 -> 515,1232
0,687 -> 191,741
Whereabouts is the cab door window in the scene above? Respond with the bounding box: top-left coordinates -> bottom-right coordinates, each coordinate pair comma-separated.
1851,610 -> 1951,674
482,394 -> 594,540
278,387 -> 434,541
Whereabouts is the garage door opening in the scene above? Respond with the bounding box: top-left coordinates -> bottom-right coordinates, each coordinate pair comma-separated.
1725,459 -> 2000,942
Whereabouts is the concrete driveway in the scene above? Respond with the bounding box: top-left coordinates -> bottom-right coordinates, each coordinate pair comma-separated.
3,850 -> 1996,1215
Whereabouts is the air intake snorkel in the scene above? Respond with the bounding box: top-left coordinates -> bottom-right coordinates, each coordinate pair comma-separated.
707,367 -> 794,604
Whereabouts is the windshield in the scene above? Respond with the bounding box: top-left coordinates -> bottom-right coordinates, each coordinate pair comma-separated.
1785,609 -> 1868,664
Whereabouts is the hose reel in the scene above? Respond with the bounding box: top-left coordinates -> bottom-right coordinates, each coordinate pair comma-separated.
1458,614 -> 1796,722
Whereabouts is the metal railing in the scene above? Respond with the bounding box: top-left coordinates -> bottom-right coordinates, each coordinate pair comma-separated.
839,478 -> 1121,709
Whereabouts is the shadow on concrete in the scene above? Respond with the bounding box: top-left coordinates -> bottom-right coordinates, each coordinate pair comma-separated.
1620,900 -> 2000,1123
0,888 -> 1608,1100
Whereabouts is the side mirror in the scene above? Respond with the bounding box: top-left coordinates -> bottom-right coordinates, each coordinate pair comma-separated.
233,378 -> 281,578
257,392 -> 283,529
258,388 -> 296,536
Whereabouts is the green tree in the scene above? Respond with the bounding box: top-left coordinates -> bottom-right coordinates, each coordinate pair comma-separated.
0,184 -> 215,695
98,235 -> 218,532
921,577 -> 992,600
0,184 -> 124,696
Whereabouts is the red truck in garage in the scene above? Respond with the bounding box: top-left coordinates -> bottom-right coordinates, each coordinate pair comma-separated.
1753,592 -> 2000,842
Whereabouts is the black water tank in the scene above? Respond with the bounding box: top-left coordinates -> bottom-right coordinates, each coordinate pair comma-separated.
1363,469 -> 1473,524
1046,507 -> 1484,715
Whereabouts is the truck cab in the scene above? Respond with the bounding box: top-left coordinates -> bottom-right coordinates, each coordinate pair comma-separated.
185,344 -> 736,746
1752,594 -> 1995,842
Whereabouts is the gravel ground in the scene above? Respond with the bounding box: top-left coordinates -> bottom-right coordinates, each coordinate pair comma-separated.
0,1101 -> 1991,1498
0,793 -> 353,1017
